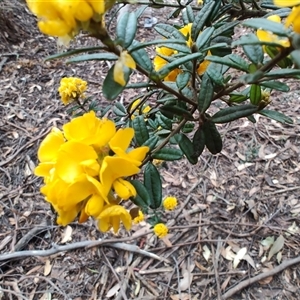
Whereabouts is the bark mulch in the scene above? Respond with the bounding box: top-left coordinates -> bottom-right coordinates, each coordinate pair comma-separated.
0,2 -> 300,299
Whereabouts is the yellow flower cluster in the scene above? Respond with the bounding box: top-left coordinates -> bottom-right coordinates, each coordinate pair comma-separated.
163,196 -> 178,211
153,223 -> 168,238
35,111 -> 149,232
26,0 -> 115,42
153,23 -> 211,81
273,0 -> 300,33
58,77 -> 87,105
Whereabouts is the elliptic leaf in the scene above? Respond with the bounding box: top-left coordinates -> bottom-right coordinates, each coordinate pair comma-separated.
198,72 -> 214,113
144,163 -> 162,209
211,104 -> 258,123
175,134 -> 198,164
152,148 -> 183,161
259,109 -> 293,124
129,180 -> 151,209
191,1 -> 215,41
132,115 -> 149,146
117,11 -> 137,48
202,121 -> 222,154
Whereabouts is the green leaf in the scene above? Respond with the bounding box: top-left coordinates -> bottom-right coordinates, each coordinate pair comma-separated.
129,180 -> 151,208
155,23 -> 186,40
182,122 -> 195,133
157,53 -> 203,79
192,1 -> 215,41
206,54 -> 249,72
132,115 -> 149,146
265,69 -> 300,78
250,84 -> 262,105
66,53 -> 118,64
202,121 -> 222,154
129,40 -> 153,72
291,49 -> 300,68
102,65 -> 131,100
243,18 -> 288,37
192,128 -> 205,159
242,34 -> 264,65
144,162 -> 162,209
117,11 -> 137,48
196,27 -> 215,50
160,105 -> 194,120
259,109 -> 293,124
45,46 -> 106,61
260,81 -> 289,92
198,72 -> 214,113
129,39 -> 188,53
211,104 -> 258,123
211,20 -> 239,39
113,102 -> 127,116
152,148 -> 183,161
232,34 -> 287,48
229,94 -> 249,103
176,72 -> 190,90
175,134 -> 198,164
142,135 -> 159,150
182,5 -> 194,24
206,62 -> 227,86
156,112 -> 172,129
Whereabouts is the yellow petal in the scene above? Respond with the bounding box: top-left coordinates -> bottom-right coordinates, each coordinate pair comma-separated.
121,51 -> 136,69
34,162 -> 55,177
273,0 -> 300,7
100,156 -> 140,195
109,128 -> 134,153
55,141 -> 98,182
113,59 -> 126,86
85,193 -> 105,217
37,127 -> 65,162
63,111 -> 116,148
113,178 -> 136,199
38,19 -> 72,37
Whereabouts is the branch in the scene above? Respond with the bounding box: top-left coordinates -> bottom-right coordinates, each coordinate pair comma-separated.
222,255 -> 300,299
0,231 -> 169,263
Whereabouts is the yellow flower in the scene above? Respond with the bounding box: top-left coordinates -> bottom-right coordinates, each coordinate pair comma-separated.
130,99 -> 151,119
58,77 -> 88,105
272,1 -> 300,33
163,196 -> 178,211
97,205 -> 132,232
114,51 -> 136,86
63,111 -> 116,151
35,111 -> 148,232
153,23 -> 211,81
257,15 -> 290,48
133,210 -> 144,224
26,0 -> 115,41
273,0 -> 300,6
153,223 -> 168,238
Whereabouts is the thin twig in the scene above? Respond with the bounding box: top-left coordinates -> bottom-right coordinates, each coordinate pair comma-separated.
222,255 -> 300,299
0,231 -> 163,262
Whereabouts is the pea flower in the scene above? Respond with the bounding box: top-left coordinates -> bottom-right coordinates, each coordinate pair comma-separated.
274,0 -> 300,33
58,77 -> 87,105
257,15 -> 290,48
153,223 -> 169,238
153,23 -> 211,81
163,196 -> 178,211
35,111 -> 149,232
26,0 -> 116,43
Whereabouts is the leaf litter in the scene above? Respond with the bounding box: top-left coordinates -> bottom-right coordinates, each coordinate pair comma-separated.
1,1 -> 300,299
